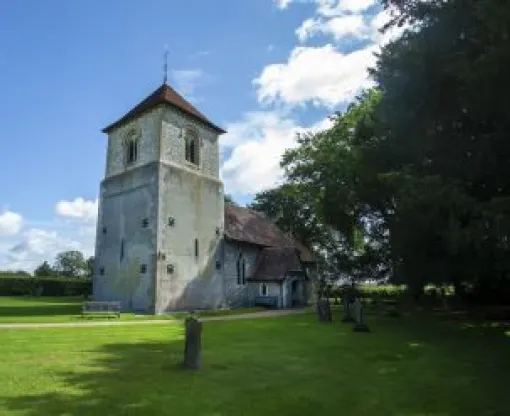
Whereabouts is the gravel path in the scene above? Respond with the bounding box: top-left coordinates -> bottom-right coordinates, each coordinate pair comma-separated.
0,308 -> 308,330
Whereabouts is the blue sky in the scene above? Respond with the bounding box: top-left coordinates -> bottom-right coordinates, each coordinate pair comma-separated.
0,0 -> 398,271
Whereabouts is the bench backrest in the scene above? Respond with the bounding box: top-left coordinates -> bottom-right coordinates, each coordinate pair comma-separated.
83,301 -> 121,312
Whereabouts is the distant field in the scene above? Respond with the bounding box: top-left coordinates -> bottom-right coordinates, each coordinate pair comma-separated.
0,296 -> 265,323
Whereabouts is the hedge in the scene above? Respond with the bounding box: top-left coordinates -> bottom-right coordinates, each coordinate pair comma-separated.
0,276 -> 92,297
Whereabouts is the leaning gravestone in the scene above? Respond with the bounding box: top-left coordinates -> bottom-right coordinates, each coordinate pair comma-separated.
316,298 -> 333,323
183,316 -> 202,370
353,298 -> 370,332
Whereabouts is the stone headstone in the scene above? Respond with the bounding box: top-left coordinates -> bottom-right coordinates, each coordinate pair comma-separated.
316,299 -> 333,323
183,317 -> 202,370
342,296 -> 355,323
353,298 -> 370,332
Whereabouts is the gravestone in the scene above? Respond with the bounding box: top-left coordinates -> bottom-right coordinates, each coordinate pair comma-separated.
183,317 -> 202,370
353,298 -> 370,332
316,298 -> 333,323
342,295 -> 355,323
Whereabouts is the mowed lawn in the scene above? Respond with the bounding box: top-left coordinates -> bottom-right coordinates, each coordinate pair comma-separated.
0,312 -> 509,416
0,297 -> 264,323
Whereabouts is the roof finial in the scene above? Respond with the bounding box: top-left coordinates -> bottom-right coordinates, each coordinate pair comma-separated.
163,45 -> 169,84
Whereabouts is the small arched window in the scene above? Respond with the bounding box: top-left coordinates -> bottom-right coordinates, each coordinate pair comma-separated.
125,131 -> 139,165
184,128 -> 199,165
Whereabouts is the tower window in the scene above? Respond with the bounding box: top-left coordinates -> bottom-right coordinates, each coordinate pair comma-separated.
184,129 -> 199,165
102,227 -> 107,234
120,239 -> 124,261
194,238 -> 199,258
142,218 -> 149,228
167,264 -> 174,274
99,267 -> 105,276
140,264 -> 147,274
125,131 -> 139,165
168,217 -> 175,226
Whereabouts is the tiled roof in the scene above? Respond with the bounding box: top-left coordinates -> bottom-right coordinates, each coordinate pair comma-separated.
249,247 -> 306,281
102,83 -> 226,134
224,204 -> 315,263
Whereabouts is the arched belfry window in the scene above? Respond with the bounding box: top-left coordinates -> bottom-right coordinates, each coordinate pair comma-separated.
124,130 -> 139,165
184,128 -> 200,165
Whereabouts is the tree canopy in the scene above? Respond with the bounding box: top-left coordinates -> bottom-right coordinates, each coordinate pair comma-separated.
250,0 -> 510,303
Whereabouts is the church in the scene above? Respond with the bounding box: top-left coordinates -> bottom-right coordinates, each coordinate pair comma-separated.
92,80 -> 316,314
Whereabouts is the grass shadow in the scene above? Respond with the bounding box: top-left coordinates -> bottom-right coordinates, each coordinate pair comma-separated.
0,313 -> 509,415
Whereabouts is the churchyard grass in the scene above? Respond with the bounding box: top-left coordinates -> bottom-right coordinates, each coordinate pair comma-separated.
0,311 -> 508,415
0,296 -> 265,323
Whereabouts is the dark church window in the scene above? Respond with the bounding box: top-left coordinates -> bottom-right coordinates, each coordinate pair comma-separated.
260,283 -> 268,296
184,129 -> 199,165
215,260 -> 221,270
168,217 -> 175,226
140,264 -> 147,274
195,238 -> 199,258
126,136 -> 138,164
167,264 -> 174,274
236,253 -> 246,285
120,239 -> 124,261
142,218 -> 149,228
102,227 -> 107,234
99,267 -> 105,276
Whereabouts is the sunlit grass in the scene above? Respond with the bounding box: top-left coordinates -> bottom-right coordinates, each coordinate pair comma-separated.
0,311 -> 508,415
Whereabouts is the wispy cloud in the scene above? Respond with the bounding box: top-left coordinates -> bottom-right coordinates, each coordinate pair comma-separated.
171,69 -> 212,103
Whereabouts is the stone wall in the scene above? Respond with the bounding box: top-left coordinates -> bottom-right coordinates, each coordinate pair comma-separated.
222,241 -> 261,308
155,162 -> 224,313
93,163 -> 159,312
105,107 -> 162,178
160,107 -> 220,179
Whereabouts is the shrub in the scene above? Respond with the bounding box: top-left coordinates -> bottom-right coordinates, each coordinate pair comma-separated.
0,276 -> 92,297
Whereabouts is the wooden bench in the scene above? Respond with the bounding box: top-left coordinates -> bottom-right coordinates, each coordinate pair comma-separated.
254,296 -> 279,308
82,301 -> 121,318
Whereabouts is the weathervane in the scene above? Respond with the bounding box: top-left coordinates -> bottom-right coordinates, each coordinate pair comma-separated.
163,46 -> 169,84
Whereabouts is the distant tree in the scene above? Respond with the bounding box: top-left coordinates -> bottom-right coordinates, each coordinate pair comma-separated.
54,250 -> 86,278
34,261 -> 54,277
85,256 -> 94,278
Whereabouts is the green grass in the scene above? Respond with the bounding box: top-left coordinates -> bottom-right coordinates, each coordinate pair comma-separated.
0,296 -> 265,323
0,311 -> 508,415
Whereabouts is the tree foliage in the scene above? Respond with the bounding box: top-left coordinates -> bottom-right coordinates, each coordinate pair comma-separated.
252,0 -> 510,303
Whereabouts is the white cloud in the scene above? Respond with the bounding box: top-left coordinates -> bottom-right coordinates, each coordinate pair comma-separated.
0,210 -> 23,236
316,0 -> 377,15
171,69 -> 207,102
296,14 -> 365,42
275,0 -> 376,14
254,43 -> 377,108
55,198 -> 98,222
220,112 -> 333,195
2,228 -> 90,272
275,0 -> 294,9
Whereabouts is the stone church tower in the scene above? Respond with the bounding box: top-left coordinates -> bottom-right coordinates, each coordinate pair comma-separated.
93,82 -> 226,314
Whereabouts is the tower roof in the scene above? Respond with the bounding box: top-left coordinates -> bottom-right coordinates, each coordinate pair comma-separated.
102,83 -> 226,134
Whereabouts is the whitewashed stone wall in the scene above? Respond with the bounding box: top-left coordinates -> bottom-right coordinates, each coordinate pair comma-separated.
105,107 -> 162,178
222,241 -> 260,308
93,163 -> 159,312
160,107 -> 220,179
155,163 -> 224,313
